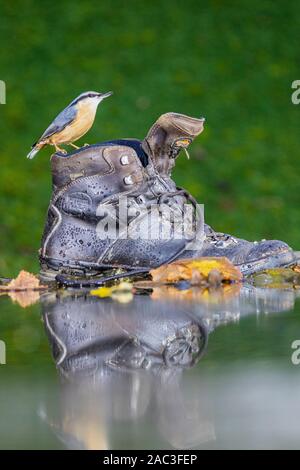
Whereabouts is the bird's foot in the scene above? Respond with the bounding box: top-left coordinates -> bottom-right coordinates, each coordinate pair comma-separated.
83,143 -> 90,147
69,143 -> 80,150
54,145 -> 67,154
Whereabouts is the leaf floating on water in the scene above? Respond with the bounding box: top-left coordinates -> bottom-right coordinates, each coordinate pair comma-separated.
91,281 -> 133,303
0,270 -> 47,291
150,257 -> 242,284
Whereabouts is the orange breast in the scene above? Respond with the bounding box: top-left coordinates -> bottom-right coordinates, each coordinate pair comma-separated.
48,102 -> 97,144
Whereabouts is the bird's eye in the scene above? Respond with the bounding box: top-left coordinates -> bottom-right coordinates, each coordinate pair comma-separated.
88,93 -> 93,98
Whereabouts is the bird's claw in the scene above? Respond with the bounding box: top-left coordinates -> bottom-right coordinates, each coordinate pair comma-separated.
55,148 -> 67,155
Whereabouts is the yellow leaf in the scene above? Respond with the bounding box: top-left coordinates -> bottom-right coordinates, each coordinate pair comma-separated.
150,257 -> 242,284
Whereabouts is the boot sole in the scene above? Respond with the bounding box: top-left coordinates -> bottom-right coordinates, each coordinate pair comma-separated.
40,249 -> 298,284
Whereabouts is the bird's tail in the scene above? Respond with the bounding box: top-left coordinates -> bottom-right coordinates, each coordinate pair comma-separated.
27,142 -> 44,159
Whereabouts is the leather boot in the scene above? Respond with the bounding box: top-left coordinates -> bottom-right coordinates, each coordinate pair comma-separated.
40,113 -> 295,279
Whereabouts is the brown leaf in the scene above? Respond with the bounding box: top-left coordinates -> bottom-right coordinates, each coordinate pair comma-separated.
150,257 -> 242,284
0,270 -> 47,291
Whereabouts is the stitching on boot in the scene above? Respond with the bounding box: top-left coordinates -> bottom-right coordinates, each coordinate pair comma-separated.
52,146 -> 143,205
42,204 -> 62,257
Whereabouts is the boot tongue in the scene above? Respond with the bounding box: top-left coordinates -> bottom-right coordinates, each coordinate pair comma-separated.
141,112 -> 205,174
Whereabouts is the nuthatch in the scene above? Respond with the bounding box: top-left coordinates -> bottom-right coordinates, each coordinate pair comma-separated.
27,91 -> 113,159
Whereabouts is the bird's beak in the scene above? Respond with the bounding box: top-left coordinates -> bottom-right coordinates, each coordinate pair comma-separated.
101,91 -> 113,99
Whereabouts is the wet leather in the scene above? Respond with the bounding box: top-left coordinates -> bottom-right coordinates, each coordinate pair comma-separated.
141,112 -> 204,175
40,142 -> 193,271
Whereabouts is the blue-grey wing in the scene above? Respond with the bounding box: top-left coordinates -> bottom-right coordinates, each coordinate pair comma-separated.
39,105 -> 78,141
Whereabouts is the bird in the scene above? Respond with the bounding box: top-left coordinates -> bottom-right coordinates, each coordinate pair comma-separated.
27,91 -> 113,159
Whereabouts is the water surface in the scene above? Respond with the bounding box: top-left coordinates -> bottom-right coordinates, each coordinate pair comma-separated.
0,284 -> 300,449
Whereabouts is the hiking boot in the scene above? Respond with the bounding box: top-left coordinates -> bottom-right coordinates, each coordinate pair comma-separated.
40,112 -> 295,280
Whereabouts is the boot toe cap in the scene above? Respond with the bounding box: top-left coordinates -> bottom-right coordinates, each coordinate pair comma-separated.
240,239 -> 295,275
246,240 -> 292,262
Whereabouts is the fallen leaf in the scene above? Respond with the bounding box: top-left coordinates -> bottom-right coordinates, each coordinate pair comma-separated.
150,257 -> 242,284
0,270 -> 47,291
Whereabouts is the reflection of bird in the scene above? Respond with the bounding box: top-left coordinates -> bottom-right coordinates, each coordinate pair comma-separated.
27,91 -> 113,159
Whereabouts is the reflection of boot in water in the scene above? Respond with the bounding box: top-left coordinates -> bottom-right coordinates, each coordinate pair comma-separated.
239,285 -> 296,316
40,292 -> 209,449
148,283 -> 296,333
39,284 -> 296,449
155,368 -> 215,449
42,293 -> 208,374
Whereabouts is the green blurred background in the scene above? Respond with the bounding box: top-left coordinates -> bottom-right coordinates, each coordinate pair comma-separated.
0,0 -> 299,277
